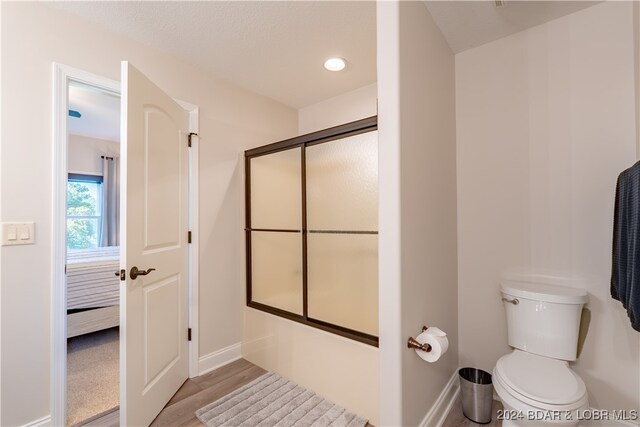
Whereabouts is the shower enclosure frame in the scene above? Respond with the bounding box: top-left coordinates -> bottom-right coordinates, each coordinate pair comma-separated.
244,116 -> 378,347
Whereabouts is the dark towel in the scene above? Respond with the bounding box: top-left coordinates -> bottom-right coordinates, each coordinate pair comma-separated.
611,161 -> 640,332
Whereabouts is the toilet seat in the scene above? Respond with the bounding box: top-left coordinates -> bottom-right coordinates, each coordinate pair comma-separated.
495,350 -> 588,411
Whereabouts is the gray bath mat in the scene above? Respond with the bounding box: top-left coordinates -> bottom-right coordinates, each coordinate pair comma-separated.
195,372 -> 368,427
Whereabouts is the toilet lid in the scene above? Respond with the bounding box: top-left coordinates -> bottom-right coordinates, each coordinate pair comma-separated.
496,350 -> 586,405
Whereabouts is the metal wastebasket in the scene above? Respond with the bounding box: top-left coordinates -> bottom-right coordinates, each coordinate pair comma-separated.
459,367 -> 493,424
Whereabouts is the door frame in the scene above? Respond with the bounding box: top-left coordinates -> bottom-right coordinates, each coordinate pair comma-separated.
51,63 -> 200,426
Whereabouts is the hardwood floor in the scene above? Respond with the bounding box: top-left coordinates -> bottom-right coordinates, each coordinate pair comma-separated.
81,358 -> 267,427
80,357 -> 502,427
442,396 -> 503,427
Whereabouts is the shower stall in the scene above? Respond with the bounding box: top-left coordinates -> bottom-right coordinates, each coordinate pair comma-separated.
244,117 -> 379,346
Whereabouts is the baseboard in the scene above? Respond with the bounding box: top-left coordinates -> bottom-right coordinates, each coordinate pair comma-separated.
22,415 -> 51,427
198,342 -> 242,376
420,370 -> 460,427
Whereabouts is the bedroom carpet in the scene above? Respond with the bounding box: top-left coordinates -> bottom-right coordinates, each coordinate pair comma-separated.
196,372 -> 368,427
67,327 -> 119,426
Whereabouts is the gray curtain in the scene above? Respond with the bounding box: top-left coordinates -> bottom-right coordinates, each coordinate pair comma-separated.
100,156 -> 120,247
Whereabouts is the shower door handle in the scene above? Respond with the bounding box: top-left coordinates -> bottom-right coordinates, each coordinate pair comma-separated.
130,266 -> 156,280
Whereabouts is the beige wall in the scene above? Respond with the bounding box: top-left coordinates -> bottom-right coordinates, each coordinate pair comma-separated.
0,3 -> 297,425
242,84 -> 379,424
298,83 -> 377,134
68,134 -> 120,176
377,2 -> 458,425
456,1 -> 640,414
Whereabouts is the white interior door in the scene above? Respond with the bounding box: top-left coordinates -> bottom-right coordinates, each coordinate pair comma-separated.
120,61 -> 189,427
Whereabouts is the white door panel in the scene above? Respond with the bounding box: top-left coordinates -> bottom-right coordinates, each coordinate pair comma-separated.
121,61 -> 189,427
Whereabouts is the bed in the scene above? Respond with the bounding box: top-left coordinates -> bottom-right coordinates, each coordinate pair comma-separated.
66,246 -> 120,338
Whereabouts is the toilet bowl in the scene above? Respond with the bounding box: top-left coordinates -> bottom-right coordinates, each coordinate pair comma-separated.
493,350 -> 588,426
494,280 -> 589,427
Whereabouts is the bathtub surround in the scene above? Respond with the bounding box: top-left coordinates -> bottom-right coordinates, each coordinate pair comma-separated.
456,1 -> 640,415
242,309 -> 378,425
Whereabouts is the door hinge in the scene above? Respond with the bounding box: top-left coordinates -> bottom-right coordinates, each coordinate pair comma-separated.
188,132 -> 198,148
188,231 -> 192,244
188,328 -> 192,341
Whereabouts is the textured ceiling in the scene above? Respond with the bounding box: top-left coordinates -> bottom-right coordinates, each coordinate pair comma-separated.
425,1 -> 601,53
49,1 -> 377,109
68,82 -> 120,142
49,1 -> 602,107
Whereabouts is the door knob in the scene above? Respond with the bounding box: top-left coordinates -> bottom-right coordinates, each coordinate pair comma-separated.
130,266 -> 156,280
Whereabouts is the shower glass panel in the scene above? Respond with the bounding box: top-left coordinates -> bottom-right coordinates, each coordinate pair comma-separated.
251,231 -> 303,314
306,132 -> 378,231
250,148 -> 302,230
248,147 -> 303,313
307,233 -> 378,336
245,117 -> 378,346
306,131 -> 378,336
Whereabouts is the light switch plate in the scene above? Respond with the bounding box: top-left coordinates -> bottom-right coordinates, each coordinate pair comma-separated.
2,222 -> 35,246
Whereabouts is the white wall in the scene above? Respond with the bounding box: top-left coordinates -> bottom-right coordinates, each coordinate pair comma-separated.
0,3 -> 298,425
68,134 -> 119,175
377,2 -> 458,425
242,83 -> 380,424
456,1 -> 640,414
298,83 -> 376,134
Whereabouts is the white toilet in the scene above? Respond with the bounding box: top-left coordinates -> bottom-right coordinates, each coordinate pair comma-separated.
493,281 -> 589,427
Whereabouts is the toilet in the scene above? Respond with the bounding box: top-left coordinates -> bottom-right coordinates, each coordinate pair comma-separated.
493,281 -> 589,427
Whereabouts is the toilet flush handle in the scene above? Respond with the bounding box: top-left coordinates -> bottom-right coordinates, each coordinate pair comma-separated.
502,297 -> 519,305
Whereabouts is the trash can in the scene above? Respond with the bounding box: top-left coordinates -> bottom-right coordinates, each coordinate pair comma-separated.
459,367 -> 493,424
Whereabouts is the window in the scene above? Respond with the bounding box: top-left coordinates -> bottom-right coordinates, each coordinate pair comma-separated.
67,173 -> 103,250
245,117 -> 378,346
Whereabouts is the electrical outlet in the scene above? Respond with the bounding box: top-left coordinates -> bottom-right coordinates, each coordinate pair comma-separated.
1,222 -> 35,246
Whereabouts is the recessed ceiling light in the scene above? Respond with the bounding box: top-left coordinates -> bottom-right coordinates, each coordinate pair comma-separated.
324,57 -> 347,72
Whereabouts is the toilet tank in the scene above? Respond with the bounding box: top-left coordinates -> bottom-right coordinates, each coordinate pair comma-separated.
501,281 -> 588,361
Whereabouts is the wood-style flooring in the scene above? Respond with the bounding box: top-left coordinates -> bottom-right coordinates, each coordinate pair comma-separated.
442,396 -> 503,427
81,357 -> 494,427
81,358 -> 267,427
80,358 -> 374,427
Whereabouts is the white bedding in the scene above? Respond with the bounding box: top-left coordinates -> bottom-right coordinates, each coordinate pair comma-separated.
66,246 -> 120,310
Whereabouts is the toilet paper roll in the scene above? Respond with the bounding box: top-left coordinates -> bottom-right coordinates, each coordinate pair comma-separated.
414,328 -> 449,363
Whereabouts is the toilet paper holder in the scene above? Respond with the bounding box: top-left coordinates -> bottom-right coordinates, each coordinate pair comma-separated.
407,325 -> 432,353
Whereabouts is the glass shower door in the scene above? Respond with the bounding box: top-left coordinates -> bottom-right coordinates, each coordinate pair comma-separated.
306,131 -> 379,337
248,147 -> 303,315
245,117 -> 378,345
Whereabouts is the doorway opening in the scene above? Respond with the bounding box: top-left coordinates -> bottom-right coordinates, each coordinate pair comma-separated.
65,81 -> 121,425
52,63 -> 200,427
